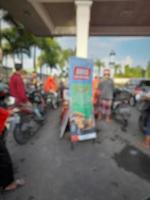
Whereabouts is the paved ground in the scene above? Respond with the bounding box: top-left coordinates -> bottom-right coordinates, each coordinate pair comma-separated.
1,108 -> 150,200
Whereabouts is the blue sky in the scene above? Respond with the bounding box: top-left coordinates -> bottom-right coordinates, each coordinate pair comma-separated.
56,36 -> 150,69
3,20 -> 150,71
2,11 -> 150,71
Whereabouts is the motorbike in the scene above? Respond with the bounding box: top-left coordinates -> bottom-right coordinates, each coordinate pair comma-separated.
112,88 -> 131,132
45,91 -> 60,109
1,94 -> 45,145
27,87 -> 46,117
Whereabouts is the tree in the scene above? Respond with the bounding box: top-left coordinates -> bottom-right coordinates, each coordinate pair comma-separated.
114,64 -> 121,75
123,65 -> 143,78
146,61 -> 150,78
1,11 -> 20,67
59,48 -> 75,68
2,27 -> 35,67
95,59 -> 105,76
37,37 -> 61,74
2,11 -> 36,68
134,66 -> 143,78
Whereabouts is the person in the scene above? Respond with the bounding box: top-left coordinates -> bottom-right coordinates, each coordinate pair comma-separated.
43,75 -> 58,93
99,69 -> 114,122
9,63 -> 43,120
43,75 -> 59,109
59,79 -> 65,100
140,96 -> 150,148
92,76 -> 100,119
9,63 -> 28,105
0,108 -> 24,192
31,71 -> 40,89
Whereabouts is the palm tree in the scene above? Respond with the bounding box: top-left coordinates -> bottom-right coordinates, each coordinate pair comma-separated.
2,11 -> 36,68
59,48 -> 75,68
2,27 -> 34,67
58,48 -> 75,76
37,37 -> 62,75
1,10 -> 19,68
95,59 -> 105,76
114,64 -> 121,75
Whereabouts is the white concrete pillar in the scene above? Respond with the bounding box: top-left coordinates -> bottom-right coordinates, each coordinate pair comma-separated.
75,0 -> 92,58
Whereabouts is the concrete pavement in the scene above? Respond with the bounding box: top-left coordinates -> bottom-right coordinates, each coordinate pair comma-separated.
1,108 -> 150,200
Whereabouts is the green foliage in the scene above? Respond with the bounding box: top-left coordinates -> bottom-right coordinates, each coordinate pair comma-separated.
2,26 -> 35,58
114,65 -> 145,78
146,61 -> 150,78
37,37 -> 61,69
124,65 -> 144,78
1,11 -> 74,73
94,59 -> 105,75
95,59 -> 105,69
113,63 -> 148,78
114,64 -> 121,75
59,48 -> 75,68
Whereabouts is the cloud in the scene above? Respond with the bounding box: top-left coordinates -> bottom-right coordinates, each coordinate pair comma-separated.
121,56 -> 133,66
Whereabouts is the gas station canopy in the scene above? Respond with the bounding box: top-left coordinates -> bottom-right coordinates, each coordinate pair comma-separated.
1,0 -> 150,36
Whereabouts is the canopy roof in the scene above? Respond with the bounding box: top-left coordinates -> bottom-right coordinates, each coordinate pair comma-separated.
1,0 -> 150,36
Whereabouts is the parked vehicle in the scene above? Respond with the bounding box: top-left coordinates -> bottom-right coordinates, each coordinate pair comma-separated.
112,88 -> 131,132
125,78 -> 150,106
27,88 -> 46,116
45,91 -> 60,109
1,95 -> 45,145
13,106 -> 44,145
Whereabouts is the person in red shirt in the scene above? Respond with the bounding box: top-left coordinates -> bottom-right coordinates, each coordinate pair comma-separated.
43,75 -> 58,93
43,75 -> 59,109
9,63 -> 28,105
0,108 -> 25,191
9,63 -> 44,120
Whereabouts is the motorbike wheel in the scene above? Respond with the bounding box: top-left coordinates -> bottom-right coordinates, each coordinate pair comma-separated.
13,124 -> 32,145
139,112 -> 148,134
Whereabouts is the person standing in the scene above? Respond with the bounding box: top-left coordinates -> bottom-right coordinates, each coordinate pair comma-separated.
92,76 -> 100,119
99,69 -> 114,122
9,63 -> 28,105
140,96 -> 150,148
0,108 -> 24,191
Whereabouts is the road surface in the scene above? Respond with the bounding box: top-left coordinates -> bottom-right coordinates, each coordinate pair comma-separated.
1,108 -> 150,200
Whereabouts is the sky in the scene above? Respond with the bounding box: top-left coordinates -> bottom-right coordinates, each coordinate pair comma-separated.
2,19 -> 150,71
56,36 -> 150,69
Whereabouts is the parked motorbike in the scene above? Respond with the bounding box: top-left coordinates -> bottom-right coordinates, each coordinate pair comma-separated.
45,91 -> 60,109
2,95 -> 45,145
112,88 -> 131,132
27,87 -> 46,116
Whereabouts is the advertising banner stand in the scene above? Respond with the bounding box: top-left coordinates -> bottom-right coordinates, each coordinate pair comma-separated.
69,57 -> 97,147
